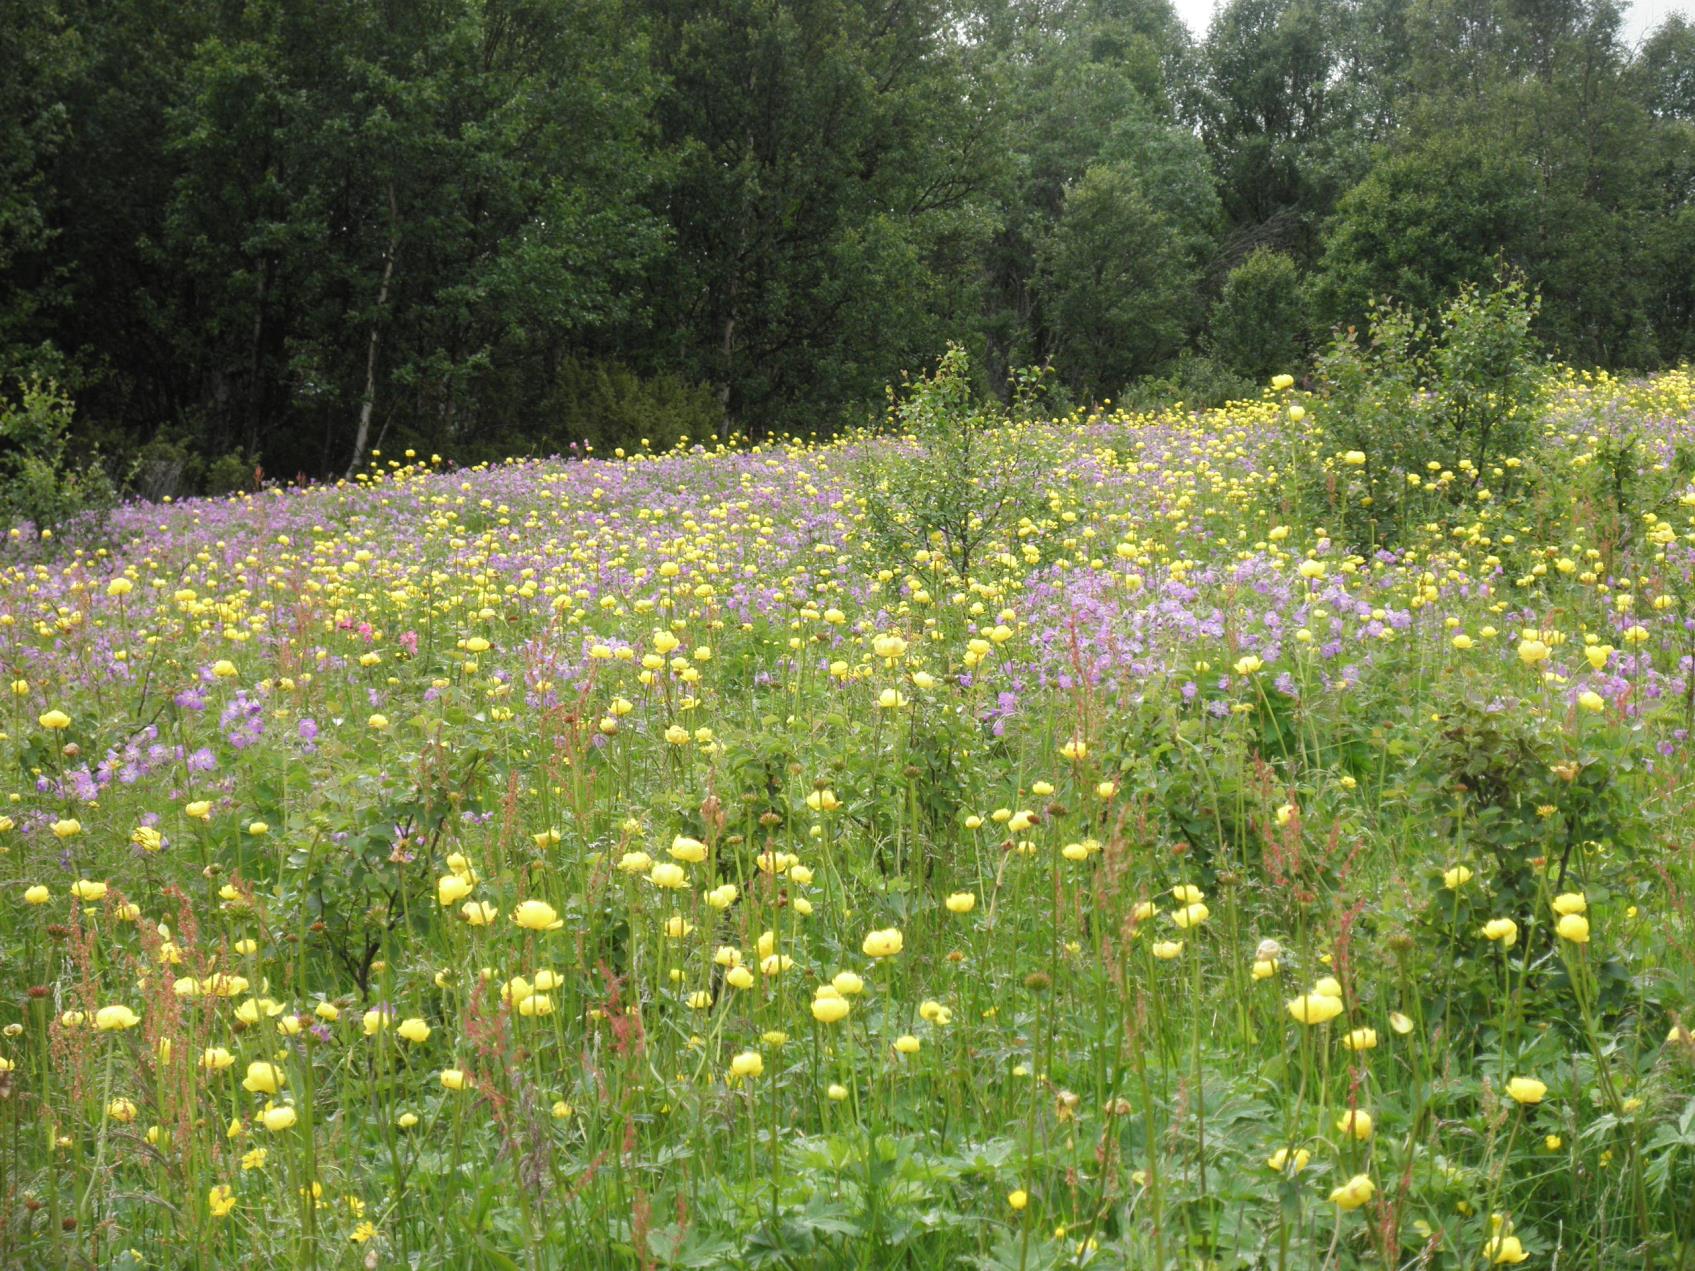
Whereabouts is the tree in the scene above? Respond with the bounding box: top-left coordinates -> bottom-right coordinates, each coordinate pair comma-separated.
1035,161 -> 1207,394
1209,248 -> 1305,383
1313,136 -> 1536,329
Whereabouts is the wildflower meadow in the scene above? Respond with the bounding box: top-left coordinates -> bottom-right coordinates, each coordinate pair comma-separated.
3,358 -> 1695,1269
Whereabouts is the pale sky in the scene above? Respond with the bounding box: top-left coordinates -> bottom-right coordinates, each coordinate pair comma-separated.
1169,0 -> 1694,47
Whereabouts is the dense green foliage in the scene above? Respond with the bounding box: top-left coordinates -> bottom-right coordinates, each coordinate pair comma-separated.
4,0 -> 1695,488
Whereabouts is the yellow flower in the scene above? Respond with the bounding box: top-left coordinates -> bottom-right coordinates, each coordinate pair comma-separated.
200,1047 -> 235,1072
1506,1076 -> 1547,1105
1171,884 -> 1204,904
1007,1189 -> 1029,1211
810,994 -> 851,1024
1481,918 -> 1519,947
945,892 -> 976,914
38,709 -> 71,730
893,1034 -> 920,1055
362,1009 -> 390,1037
1551,892 -> 1587,916
242,1062 -> 285,1094
729,1051 -> 763,1080
1341,1027 -> 1378,1052
512,899 -> 563,931
51,819 -> 81,840
208,1184 -> 237,1218
260,1104 -> 298,1131
396,1112 -> 419,1129
649,862 -> 687,889
1484,1234 -> 1530,1264
460,900 -> 498,926
1557,913 -> 1590,944
1233,655 -> 1263,676
1336,1109 -> 1373,1140
1577,690 -> 1605,713
396,1017 -> 431,1044
862,928 -> 903,958
804,789 -> 840,812
1170,901 -> 1210,929
70,879 -> 107,901
1286,993 -> 1343,1025
1267,1147 -> 1310,1173
1388,1011 -> 1415,1035
24,884 -> 50,905
185,800 -> 213,821
669,835 -> 707,862
1327,1173 -> 1375,1210
1271,374 -> 1295,390
440,1069 -> 470,1091
107,1097 -> 138,1123
95,1005 -> 140,1031
246,821 -> 268,837
1151,940 -> 1184,960
1442,864 -> 1474,890
832,970 -> 865,996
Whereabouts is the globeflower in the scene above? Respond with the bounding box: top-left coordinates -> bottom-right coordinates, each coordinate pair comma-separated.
1170,901 -> 1210,929
1267,1146 -> 1310,1173
1481,918 -> 1519,947
1484,1235 -> 1530,1264
669,835 -> 707,862
242,1062 -> 285,1094
729,1051 -> 763,1080
440,1069 -> 470,1091
1506,1076 -> 1547,1105
436,874 -> 473,906
38,709 -> 71,730
810,992 -> 851,1024
260,1105 -> 297,1132
25,885 -> 50,905
397,1017 -> 430,1044
1551,892 -> 1587,916
1557,913 -> 1590,944
71,879 -> 107,901
1328,1173 -> 1375,1210
1442,864 -> 1474,890
862,928 -> 903,958
649,863 -> 687,889
95,1005 -> 140,1031
1336,1108 -> 1373,1140
945,892 -> 976,914
208,1184 -> 237,1218
1286,993 -> 1343,1025
512,899 -> 563,931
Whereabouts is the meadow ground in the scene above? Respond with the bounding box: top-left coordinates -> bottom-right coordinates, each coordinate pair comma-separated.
3,370 -> 1695,1268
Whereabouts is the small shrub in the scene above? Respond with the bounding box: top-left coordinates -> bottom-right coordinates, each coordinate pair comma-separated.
0,376 -> 117,542
856,344 -> 1045,578
1210,248 -> 1305,384
1302,275 -> 1546,549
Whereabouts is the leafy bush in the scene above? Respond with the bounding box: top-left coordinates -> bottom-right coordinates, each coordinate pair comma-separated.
856,344 -> 1045,578
0,376 -> 117,541
541,358 -> 726,457
1302,276 -> 1545,548
1209,248 -> 1306,384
